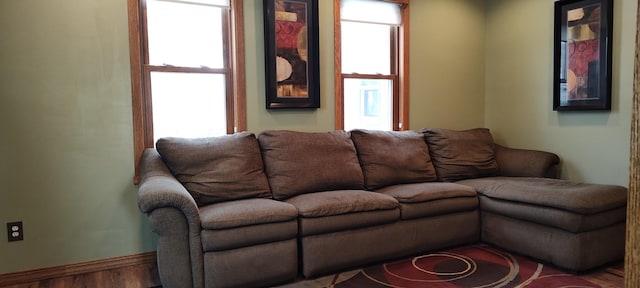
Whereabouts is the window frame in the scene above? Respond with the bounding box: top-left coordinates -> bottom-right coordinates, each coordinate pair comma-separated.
334,0 -> 409,131
127,0 -> 246,182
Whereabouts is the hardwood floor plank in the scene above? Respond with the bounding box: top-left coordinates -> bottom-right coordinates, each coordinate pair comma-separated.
0,252 -> 157,287
0,252 -> 623,288
0,253 -> 160,288
580,262 -> 625,288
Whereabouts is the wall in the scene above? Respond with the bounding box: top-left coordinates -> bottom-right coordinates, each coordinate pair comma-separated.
485,0 -> 636,186
0,0 -> 632,277
0,0 -> 154,274
409,0 -> 486,130
0,0 -> 487,274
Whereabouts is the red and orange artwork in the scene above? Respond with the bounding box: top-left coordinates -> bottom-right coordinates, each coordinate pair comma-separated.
274,0 -> 308,98
565,4 -> 601,100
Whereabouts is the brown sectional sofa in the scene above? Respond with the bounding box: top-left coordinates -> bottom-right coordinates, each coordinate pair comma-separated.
137,128 -> 627,288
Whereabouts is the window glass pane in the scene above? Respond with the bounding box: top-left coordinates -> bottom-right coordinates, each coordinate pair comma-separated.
151,72 -> 227,143
343,78 -> 392,131
341,21 -> 391,74
147,0 -> 225,68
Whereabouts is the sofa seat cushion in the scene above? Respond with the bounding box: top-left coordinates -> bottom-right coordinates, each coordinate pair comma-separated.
155,132 -> 272,206
458,177 -> 627,233
376,182 -> 478,220
258,130 -> 365,200
199,198 -> 298,230
350,129 -> 437,190
199,198 -> 299,252
286,190 -> 400,236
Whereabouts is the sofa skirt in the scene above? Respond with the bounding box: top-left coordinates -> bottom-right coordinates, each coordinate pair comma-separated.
300,209 -> 480,278
481,211 -> 625,272
204,238 -> 298,288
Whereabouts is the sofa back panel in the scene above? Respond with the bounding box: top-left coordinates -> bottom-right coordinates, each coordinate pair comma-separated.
156,132 -> 272,206
350,129 -> 438,189
422,128 -> 499,182
258,130 -> 365,200
493,144 -> 560,178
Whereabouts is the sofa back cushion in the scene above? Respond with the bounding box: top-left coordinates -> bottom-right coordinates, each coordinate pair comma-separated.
350,129 -> 438,189
422,128 -> 499,181
156,132 -> 272,206
258,130 -> 365,200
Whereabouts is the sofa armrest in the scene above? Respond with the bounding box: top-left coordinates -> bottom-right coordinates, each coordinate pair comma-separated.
494,144 -> 560,178
137,148 -> 205,288
138,148 -> 200,220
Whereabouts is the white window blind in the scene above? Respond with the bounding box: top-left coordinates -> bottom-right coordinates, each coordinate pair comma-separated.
153,0 -> 229,8
341,0 -> 402,26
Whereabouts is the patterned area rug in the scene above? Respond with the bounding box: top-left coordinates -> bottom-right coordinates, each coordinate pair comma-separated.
279,244 -> 603,288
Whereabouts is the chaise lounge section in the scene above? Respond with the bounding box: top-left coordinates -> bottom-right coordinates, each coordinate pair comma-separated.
423,128 -> 627,271
459,176 -> 627,272
136,128 -> 627,288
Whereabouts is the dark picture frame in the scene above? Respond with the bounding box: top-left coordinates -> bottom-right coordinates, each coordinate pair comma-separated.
263,0 -> 320,109
553,0 -> 613,111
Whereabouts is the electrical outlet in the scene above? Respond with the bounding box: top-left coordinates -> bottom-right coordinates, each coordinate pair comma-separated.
7,221 -> 23,242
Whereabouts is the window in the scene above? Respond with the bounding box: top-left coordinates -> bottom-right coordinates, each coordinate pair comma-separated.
127,0 -> 246,180
334,0 -> 409,131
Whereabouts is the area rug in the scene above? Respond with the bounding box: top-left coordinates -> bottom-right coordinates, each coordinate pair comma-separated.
280,244 -> 603,288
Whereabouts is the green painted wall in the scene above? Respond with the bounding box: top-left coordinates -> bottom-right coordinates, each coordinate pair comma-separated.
484,0 -> 636,186
409,0 -> 486,130
0,0 -> 631,276
0,0 -> 155,274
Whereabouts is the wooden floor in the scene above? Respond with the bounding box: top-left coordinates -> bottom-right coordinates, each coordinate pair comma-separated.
0,261 -> 624,288
0,261 -> 162,288
580,262 -> 625,288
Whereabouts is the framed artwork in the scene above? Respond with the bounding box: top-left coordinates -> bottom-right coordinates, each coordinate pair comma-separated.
553,0 -> 613,111
263,0 -> 320,109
